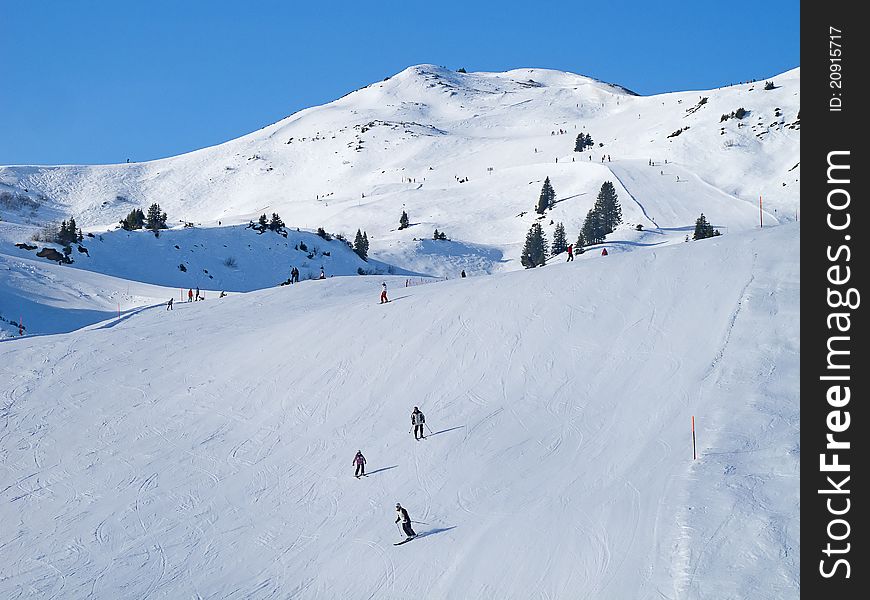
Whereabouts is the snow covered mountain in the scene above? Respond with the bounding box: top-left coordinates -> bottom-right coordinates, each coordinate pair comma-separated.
1,64 -> 799,280
0,64 -> 800,597
0,223 -> 799,598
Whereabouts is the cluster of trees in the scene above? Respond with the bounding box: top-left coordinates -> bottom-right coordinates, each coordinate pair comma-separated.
720,107 -> 747,122
353,229 -> 370,260
692,213 -> 721,240
522,181 -> 623,268
574,133 -> 594,152
56,217 -> 84,247
250,212 -> 286,234
119,203 -> 168,233
432,229 -> 448,240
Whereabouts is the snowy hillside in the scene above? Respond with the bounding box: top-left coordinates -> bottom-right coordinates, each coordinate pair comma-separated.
0,223 -> 799,598
1,65 -> 799,279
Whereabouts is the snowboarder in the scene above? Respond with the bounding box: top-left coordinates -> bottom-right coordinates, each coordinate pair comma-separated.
601,248 -> 608,256
167,298 -> 173,310
395,503 -> 416,540
566,244 -> 574,262
219,291 -> 227,298
380,282 -> 389,304
188,289 -> 193,302
353,450 -> 366,477
411,407 -> 426,440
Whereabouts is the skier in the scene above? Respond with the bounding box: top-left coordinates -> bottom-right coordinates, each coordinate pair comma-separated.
291,267 -> 299,284
188,289 -> 193,302
601,247 -> 608,256
380,282 -> 389,304
353,450 -> 366,478
411,406 -> 426,440
195,286 -> 200,301
167,298 -> 173,310
566,244 -> 574,262
219,291 -> 227,298
395,503 -> 416,540
319,267 -> 326,280
460,269 -> 466,278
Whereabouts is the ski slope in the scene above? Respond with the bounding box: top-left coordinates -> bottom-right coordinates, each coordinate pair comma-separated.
0,223 -> 800,599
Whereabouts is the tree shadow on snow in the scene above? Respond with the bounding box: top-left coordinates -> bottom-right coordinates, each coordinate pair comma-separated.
366,465 -> 399,476
428,426 -> 464,437
415,526 -> 457,539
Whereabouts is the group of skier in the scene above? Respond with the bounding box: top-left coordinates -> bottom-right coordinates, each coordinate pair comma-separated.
353,406 -> 429,543
167,288 -> 227,310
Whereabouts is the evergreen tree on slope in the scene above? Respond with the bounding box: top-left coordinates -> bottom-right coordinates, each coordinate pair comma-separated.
521,223 -> 548,268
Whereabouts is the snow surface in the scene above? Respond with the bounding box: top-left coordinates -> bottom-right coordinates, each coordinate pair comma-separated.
0,223 -> 799,598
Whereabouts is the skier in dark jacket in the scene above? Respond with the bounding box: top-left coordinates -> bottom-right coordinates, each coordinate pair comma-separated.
353,451 -> 366,478
411,407 -> 426,440
395,503 -> 416,539
291,267 -> 299,283
167,298 -> 174,310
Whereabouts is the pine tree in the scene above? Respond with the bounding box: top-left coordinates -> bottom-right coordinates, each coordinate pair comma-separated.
269,213 -> 285,231
258,214 -> 268,229
575,232 -> 586,252
353,229 -> 368,260
597,181 -> 622,234
433,229 -> 440,240
585,133 -> 593,147
120,208 -> 145,231
399,210 -> 409,230
536,177 -> 556,214
520,223 -> 548,268
693,213 -> 715,240
551,222 -> 567,255
574,134 -> 585,152
146,203 -> 167,232
581,206 -> 605,245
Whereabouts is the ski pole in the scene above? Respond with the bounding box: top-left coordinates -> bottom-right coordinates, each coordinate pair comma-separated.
411,520 -> 428,525
425,423 -> 433,434
395,522 -> 404,538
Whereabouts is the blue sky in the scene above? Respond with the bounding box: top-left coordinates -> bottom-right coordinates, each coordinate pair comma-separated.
1,1 -> 799,165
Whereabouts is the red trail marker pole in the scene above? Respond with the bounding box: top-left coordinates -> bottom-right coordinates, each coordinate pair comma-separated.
692,416 -> 697,460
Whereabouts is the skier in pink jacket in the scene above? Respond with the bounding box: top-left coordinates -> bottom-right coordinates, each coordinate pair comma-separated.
353,450 -> 366,478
